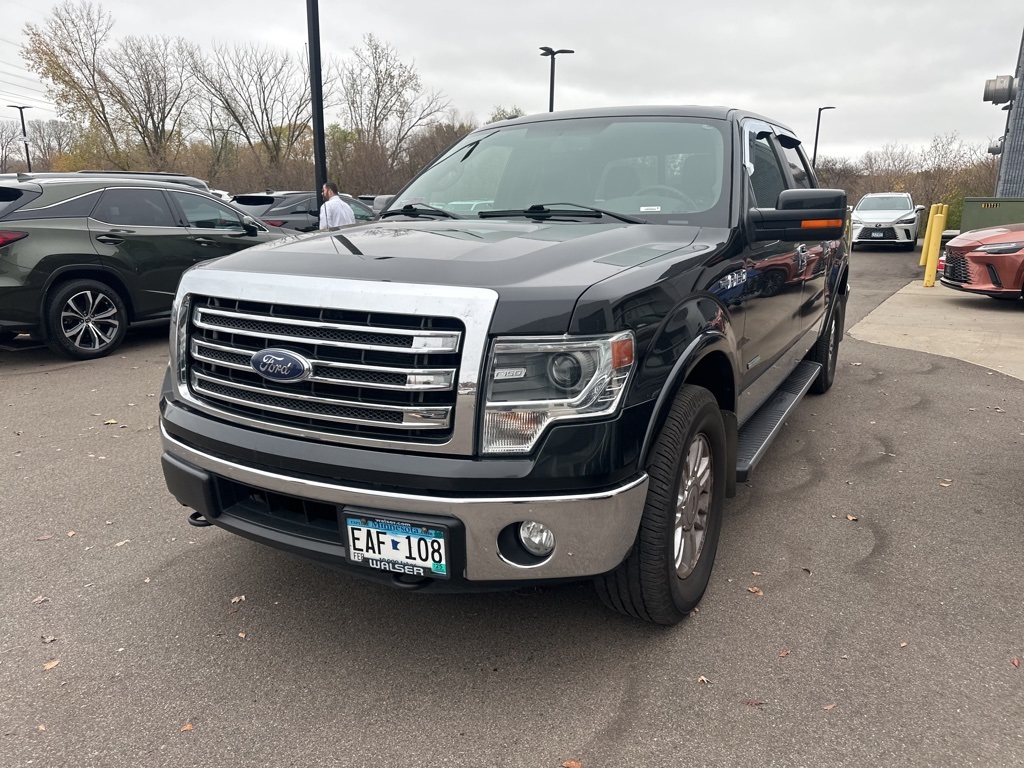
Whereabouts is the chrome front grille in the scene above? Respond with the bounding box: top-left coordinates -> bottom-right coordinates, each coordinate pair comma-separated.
943,253 -> 972,284
185,295 -> 464,442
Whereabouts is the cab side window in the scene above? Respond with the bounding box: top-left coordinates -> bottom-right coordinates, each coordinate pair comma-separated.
93,188 -> 176,227
749,136 -> 788,209
780,144 -> 813,189
170,191 -> 244,229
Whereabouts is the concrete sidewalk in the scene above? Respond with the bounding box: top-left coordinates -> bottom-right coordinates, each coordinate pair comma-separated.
848,279 -> 1024,380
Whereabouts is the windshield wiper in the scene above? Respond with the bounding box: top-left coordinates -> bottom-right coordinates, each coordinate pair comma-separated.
380,203 -> 463,220
478,203 -> 645,224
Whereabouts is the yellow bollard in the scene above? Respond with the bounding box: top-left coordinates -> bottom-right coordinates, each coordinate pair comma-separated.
919,203 -> 940,266
923,212 -> 946,287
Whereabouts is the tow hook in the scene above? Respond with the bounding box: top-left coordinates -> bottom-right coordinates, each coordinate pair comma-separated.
187,511 -> 212,527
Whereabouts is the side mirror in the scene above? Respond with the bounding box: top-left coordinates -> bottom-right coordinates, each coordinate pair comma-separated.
749,188 -> 848,242
372,195 -> 394,214
241,215 -> 260,235
915,205 -> 926,213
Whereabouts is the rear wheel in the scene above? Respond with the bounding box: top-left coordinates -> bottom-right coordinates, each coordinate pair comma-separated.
44,279 -> 128,360
595,385 -> 726,625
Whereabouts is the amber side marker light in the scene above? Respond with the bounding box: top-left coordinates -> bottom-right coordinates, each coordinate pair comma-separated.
801,219 -> 844,229
611,337 -> 634,368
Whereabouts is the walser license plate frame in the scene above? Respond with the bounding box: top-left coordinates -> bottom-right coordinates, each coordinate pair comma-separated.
345,512 -> 451,579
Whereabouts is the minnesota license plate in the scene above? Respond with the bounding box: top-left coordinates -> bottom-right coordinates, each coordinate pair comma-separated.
344,515 -> 449,579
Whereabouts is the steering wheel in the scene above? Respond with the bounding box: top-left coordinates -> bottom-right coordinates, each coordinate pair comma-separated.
634,185 -> 697,209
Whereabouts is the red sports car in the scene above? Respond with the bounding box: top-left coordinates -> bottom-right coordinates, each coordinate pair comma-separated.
939,223 -> 1024,300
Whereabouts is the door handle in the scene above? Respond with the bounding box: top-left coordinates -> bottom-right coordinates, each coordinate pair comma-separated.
194,237 -> 218,246
95,234 -> 124,244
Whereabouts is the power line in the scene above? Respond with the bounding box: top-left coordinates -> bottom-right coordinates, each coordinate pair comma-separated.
0,68 -> 48,95
0,92 -> 57,113
0,81 -> 53,103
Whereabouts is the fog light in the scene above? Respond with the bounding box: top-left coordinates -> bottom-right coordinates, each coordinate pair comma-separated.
519,521 -> 555,557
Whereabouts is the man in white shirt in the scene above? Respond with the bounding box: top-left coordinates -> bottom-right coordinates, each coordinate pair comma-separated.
319,182 -> 356,229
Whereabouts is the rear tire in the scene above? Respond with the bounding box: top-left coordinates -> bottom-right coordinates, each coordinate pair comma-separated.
595,385 -> 726,625
44,279 -> 128,360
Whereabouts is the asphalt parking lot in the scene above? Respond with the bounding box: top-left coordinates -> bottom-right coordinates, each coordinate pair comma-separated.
2,246 -> 1022,768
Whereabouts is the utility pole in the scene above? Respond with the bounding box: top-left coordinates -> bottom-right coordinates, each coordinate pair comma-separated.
7,105 -> 32,172
306,0 -> 327,198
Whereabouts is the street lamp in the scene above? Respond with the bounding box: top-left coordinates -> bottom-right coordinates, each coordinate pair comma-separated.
812,105 -> 835,169
7,105 -> 32,172
539,46 -> 574,112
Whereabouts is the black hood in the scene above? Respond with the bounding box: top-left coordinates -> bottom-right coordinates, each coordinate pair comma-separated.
195,220 -> 703,334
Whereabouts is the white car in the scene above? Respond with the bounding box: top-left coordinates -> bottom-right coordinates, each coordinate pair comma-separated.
850,192 -> 925,251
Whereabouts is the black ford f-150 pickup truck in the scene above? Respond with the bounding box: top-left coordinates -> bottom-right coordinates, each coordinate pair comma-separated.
160,106 -> 849,625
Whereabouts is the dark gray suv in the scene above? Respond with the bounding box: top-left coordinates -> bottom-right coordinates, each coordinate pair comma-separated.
0,176 -> 281,359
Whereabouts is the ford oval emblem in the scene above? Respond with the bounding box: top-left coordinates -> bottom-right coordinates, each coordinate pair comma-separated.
250,348 -> 312,382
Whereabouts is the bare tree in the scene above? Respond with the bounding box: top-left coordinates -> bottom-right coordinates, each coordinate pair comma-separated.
190,43 -> 312,170
26,118 -> 76,170
0,120 -> 24,172
339,34 -> 450,173
22,1 -> 125,163
22,1 -> 199,169
103,35 -> 199,169
401,112 -> 477,177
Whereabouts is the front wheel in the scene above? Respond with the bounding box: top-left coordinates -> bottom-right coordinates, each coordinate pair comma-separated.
44,279 -> 128,360
595,385 -> 726,625
807,304 -> 842,394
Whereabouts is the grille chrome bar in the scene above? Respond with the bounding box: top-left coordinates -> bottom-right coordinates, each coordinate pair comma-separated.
191,371 -> 452,429
190,339 -> 456,391
194,306 -> 461,354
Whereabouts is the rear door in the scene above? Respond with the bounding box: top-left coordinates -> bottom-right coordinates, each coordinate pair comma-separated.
88,186 -> 195,320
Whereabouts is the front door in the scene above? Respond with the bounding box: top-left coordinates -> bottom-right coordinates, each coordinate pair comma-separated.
167,190 -> 272,259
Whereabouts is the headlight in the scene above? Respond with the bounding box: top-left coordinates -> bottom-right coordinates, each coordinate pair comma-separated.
851,217 -> 863,226
896,215 -> 917,225
482,331 -> 635,454
977,241 -> 1024,255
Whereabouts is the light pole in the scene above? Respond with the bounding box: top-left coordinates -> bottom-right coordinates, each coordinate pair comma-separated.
7,105 -> 32,172
812,105 -> 835,169
539,47 -> 574,112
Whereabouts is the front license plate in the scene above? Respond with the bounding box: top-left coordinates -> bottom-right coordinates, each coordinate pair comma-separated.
345,515 -> 449,579
870,230 -> 884,238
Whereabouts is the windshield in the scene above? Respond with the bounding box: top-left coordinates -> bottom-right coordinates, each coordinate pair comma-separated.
390,116 -> 730,226
856,195 -> 912,212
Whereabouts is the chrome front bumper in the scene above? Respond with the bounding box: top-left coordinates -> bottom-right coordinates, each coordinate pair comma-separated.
161,426 -> 648,582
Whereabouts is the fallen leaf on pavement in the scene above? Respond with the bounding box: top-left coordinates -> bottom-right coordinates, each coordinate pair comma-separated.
1013,658 -> 1020,668
846,515 -> 858,522
37,724 -> 46,731
180,723 -> 193,732
747,587 -> 763,596
802,567 -> 812,575
230,595 -> 246,604
37,534 -> 53,541
562,761 -> 582,768
900,642 -> 908,648
103,419 -> 117,425
238,632 -> 246,639
742,699 -> 764,707
41,636 -> 56,644
823,704 -> 836,711
31,596 -> 50,605
698,675 -> 711,685
752,571 -> 762,576
67,531 -> 75,537
115,540 -> 130,547
42,659 -> 60,670
779,650 -> 791,657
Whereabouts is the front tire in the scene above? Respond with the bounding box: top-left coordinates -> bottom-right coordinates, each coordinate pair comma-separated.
807,303 -> 842,394
595,385 -> 726,625
44,279 -> 128,360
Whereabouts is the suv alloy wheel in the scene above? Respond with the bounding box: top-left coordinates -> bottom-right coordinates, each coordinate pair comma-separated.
44,279 -> 128,359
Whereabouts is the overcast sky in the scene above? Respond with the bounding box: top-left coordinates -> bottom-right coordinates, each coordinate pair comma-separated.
2,0 -> 1022,162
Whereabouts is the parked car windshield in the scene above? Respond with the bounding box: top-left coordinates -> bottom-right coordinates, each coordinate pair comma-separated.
857,195 -> 912,212
391,116 -> 730,226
